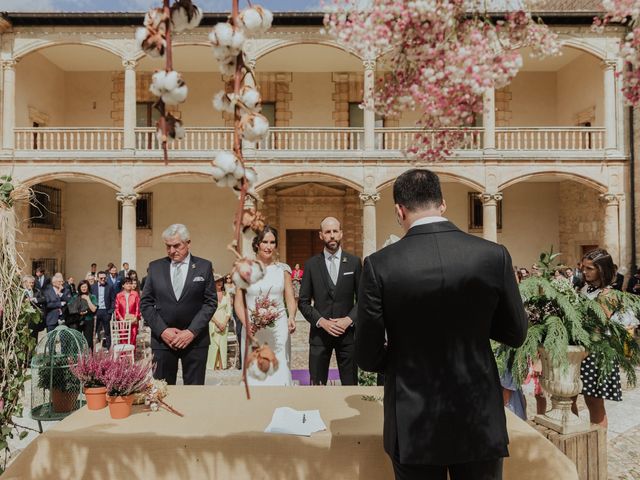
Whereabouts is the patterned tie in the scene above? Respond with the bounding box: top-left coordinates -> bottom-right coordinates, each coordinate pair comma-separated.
328,255 -> 338,285
172,262 -> 185,299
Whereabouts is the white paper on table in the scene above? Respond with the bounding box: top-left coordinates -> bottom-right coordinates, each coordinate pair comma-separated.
264,407 -> 327,437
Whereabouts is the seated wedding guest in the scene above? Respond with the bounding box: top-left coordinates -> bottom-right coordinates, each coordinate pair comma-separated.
115,277 -> 141,348
23,275 -> 45,340
73,280 -> 98,350
207,274 -> 232,370
571,249 -> 623,427
43,273 -> 72,332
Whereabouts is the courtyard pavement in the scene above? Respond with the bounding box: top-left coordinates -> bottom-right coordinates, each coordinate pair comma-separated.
6,318 -> 640,479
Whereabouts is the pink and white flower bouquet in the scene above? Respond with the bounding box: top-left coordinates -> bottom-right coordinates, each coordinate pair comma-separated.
249,289 -> 281,330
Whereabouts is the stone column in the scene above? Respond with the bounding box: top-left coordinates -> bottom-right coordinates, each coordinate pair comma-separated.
603,59 -> 617,152
482,88 -> 496,152
363,59 -> 376,151
481,192 -> 502,243
117,193 -> 139,270
123,59 -> 137,149
360,192 -> 380,258
601,193 -> 620,264
2,59 -> 17,150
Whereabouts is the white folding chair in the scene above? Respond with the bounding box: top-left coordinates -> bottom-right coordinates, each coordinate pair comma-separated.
110,317 -> 135,363
227,331 -> 239,369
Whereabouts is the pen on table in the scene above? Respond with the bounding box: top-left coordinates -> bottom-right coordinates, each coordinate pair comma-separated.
303,413 -> 306,424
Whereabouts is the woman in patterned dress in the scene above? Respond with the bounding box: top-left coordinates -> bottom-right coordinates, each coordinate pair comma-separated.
571,248 -> 622,428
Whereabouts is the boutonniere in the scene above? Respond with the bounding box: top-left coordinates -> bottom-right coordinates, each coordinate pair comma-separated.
191,263 -> 196,269
342,257 -> 348,263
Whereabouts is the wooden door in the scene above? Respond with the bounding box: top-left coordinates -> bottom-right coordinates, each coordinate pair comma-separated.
286,229 -> 324,268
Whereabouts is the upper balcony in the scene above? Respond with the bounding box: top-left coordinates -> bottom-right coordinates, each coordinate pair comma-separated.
1,39 -> 624,162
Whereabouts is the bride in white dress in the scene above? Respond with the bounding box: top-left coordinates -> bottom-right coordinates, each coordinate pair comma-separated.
234,226 -> 297,386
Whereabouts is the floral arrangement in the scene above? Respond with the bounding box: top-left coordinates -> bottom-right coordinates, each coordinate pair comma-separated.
69,351 -> 115,388
324,0 -> 559,161
595,1 -> 640,105
496,250 -> 640,386
249,289 -> 281,330
103,357 -> 154,398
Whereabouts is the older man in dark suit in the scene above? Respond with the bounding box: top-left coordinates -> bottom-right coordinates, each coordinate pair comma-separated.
298,217 -> 362,386
356,169 -> 527,480
141,224 -> 217,385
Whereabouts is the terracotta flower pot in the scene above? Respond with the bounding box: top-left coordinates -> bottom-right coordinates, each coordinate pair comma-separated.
84,386 -> 107,410
51,388 -> 78,413
107,394 -> 135,419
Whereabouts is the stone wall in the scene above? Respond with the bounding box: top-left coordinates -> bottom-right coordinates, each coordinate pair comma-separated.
558,180 -> 604,267
16,180 -> 67,276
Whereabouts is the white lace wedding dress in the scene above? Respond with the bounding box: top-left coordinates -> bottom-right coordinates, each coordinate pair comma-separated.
243,262 -> 293,386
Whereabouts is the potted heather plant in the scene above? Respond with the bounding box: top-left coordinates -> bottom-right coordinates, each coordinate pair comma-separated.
69,351 -> 115,410
103,357 -> 153,419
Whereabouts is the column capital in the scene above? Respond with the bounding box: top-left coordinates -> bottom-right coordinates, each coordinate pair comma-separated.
600,193 -> 620,206
363,58 -> 376,71
602,59 -> 617,71
359,192 -> 380,206
246,57 -> 257,70
122,58 -> 137,70
480,192 -> 503,203
116,192 -> 139,206
1,59 -> 17,71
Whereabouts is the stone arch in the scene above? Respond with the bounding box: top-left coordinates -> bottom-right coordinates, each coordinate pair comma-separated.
376,171 -> 485,193
256,171 -> 363,192
134,171 -> 213,191
133,41 -> 211,62
21,171 -> 120,191
558,37 -> 608,61
14,39 -> 124,62
499,171 -> 607,193
254,39 -> 363,62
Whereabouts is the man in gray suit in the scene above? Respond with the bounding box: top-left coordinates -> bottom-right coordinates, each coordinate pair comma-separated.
141,224 -> 217,385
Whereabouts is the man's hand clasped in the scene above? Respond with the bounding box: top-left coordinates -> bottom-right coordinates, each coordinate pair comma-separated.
161,327 -> 195,350
318,317 -> 352,337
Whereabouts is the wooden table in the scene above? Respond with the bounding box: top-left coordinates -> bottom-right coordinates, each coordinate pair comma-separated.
1,386 -> 579,479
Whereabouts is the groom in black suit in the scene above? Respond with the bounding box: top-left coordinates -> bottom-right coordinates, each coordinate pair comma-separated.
141,224 -> 217,385
357,169 -> 527,480
298,217 -> 362,386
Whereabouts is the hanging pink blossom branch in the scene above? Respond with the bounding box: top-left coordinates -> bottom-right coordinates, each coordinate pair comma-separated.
324,0 -> 560,162
595,1 -> 640,105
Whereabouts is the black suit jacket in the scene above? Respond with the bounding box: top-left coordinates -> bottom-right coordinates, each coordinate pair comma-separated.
298,251 -> 362,345
91,282 -> 116,314
140,255 -> 217,350
356,221 -> 527,466
43,285 -> 72,328
34,275 -> 50,292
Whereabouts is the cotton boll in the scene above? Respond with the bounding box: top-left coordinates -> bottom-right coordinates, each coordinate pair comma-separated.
162,84 -> 188,105
233,162 -> 245,180
150,70 -> 167,96
214,151 -> 238,174
144,8 -> 165,29
250,261 -> 265,284
247,360 -> 268,381
244,167 -> 258,186
239,8 -> 263,34
211,45 -> 237,62
212,91 -> 235,113
210,22 -> 234,47
240,86 -> 261,111
173,120 -> 185,140
162,70 -> 181,91
135,27 -> 149,50
218,58 -> 237,76
187,6 -> 203,29
260,7 -> 273,31
240,113 -> 270,142
211,165 -> 226,181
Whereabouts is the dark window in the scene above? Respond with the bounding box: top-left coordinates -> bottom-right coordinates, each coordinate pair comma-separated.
32,258 -> 57,276
136,102 -> 161,149
32,122 -> 41,150
29,184 -> 62,230
468,193 -> 502,231
118,192 -> 152,230
262,102 -> 276,126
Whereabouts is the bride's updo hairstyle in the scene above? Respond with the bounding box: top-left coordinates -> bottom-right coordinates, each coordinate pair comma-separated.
252,225 -> 279,253
582,248 -> 615,287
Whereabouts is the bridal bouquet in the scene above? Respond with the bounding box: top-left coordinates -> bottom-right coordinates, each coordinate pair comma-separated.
249,290 -> 281,330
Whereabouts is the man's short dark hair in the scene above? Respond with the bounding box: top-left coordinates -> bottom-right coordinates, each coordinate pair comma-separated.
393,169 -> 443,212
97,270 -> 107,277
35,266 -> 45,274
91,263 -> 97,267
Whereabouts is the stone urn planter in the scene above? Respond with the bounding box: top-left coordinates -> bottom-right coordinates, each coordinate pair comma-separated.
534,345 -> 590,434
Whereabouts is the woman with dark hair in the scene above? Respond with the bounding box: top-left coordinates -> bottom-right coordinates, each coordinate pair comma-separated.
74,280 -> 97,349
207,274 -> 232,370
571,248 -> 621,427
234,225 -> 297,386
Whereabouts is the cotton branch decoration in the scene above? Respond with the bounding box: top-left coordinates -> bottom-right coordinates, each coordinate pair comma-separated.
136,0 -> 273,399
325,0 -> 560,162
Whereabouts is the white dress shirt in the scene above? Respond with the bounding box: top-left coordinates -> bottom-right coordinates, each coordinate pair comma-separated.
324,247 -> 342,280
410,216 -> 448,229
170,254 -> 191,297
